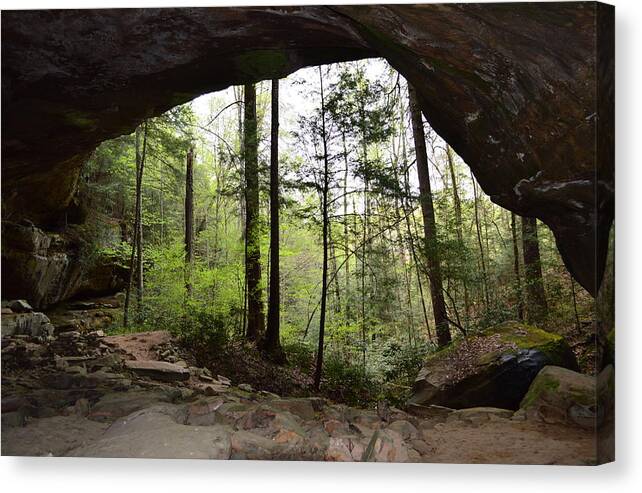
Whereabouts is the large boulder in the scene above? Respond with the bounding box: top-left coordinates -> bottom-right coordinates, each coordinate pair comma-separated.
408,322 -> 578,410
518,365 -> 614,430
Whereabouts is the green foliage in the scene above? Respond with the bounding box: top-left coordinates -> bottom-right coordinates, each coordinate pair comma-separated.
321,353 -> 379,407
85,58 -> 594,408
179,307 -> 230,355
282,340 -> 315,371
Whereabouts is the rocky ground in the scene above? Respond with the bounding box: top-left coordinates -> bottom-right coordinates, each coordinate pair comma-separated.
1,301 -> 602,464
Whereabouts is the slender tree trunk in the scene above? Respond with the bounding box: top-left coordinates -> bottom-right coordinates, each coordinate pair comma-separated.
124,122 -> 147,328
510,212 -> 524,320
185,146 -> 195,298
408,210 -> 434,343
123,127 -> 141,328
159,163 -> 165,245
361,180 -> 368,371
235,85 -> 248,337
391,161 -> 416,344
408,85 -> 451,347
264,79 -> 283,361
357,72 -> 370,372
244,83 -> 265,341
135,122 -> 147,322
522,216 -> 548,322
342,131 -> 351,321
446,146 -> 470,324
398,95 -> 432,342
471,172 -> 490,308
328,226 -> 341,313
314,67 -> 329,391
570,275 -> 581,331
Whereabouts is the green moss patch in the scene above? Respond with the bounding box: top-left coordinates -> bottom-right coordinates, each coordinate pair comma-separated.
422,322 -> 576,384
520,370 -> 561,408
520,366 -> 596,410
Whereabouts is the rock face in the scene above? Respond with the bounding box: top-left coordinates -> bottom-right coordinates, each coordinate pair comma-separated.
408,322 -> 579,410
518,364 -> 614,430
1,221 -> 126,309
1,302 -> 54,339
1,4 -> 614,295
1,221 -> 79,309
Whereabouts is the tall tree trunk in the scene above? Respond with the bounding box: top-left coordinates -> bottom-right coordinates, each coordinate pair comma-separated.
510,212 -> 524,320
159,166 -> 165,245
328,226 -> 341,313
264,79 -> 284,361
446,146 -> 470,324
522,216 -> 548,322
391,155 -> 416,344
471,172 -> 490,308
135,122 -> 147,322
408,85 -> 451,347
357,68 -> 370,371
124,122 -> 147,328
236,86 -> 248,337
409,210 -> 434,343
185,146 -> 195,298
244,83 -> 265,341
398,95 -> 432,342
342,131 -> 351,322
361,181 -> 368,371
314,67 -> 329,391
570,275 -> 581,332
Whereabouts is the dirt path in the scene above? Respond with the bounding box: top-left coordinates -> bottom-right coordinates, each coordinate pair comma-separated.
425,419 -> 595,465
103,330 -> 173,361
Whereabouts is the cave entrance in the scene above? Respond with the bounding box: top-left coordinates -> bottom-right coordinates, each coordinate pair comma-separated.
54,59 -> 590,344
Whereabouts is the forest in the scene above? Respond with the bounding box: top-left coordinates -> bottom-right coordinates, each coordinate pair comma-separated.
76,59 -> 594,406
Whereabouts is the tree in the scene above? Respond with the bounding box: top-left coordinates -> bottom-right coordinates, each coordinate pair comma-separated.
314,67 -> 330,390
341,131 -> 351,322
522,216 -> 548,321
408,85 -> 451,348
123,121 -> 147,327
446,145 -> 470,324
263,79 -> 284,361
510,212 -> 524,320
471,171 -> 490,308
243,83 -> 265,341
184,146 -> 195,297
395,92 -> 433,341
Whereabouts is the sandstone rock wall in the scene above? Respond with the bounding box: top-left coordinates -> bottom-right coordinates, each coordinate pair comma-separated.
1,221 -> 125,309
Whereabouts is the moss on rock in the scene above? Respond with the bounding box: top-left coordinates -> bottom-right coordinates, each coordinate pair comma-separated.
409,322 -> 578,410
486,321 -> 578,370
519,365 -> 600,429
